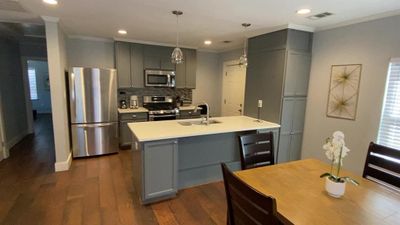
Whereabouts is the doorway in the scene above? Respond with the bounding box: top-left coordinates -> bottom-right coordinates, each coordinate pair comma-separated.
221,60 -> 247,116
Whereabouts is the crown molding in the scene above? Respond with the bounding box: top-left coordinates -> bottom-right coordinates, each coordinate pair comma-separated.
41,16 -> 59,23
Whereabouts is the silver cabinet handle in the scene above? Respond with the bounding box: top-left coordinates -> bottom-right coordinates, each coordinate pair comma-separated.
132,114 -> 137,118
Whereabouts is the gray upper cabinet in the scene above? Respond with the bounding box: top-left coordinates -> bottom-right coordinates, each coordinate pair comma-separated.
131,44 -> 144,88
284,51 -> 312,97
116,41 -> 196,89
175,48 -> 197,89
115,41 -> 144,88
115,42 -> 131,88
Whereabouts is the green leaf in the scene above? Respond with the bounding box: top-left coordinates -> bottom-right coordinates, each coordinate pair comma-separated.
340,176 -> 360,186
320,173 -> 332,178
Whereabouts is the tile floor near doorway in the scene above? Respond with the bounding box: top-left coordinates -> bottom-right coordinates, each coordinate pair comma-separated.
0,115 -> 227,225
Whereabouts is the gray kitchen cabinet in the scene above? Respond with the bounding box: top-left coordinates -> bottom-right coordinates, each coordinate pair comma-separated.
143,45 -> 175,70
244,29 -> 312,164
115,42 -> 131,88
130,44 -> 144,88
115,42 -> 145,88
143,139 -> 178,201
175,48 -> 197,89
119,112 -> 148,148
284,51 -> 312,97
278,97 -> 307,162
185,49 -> 197,89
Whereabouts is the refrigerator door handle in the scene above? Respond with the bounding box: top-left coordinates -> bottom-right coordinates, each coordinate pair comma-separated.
74,122 -> 115,128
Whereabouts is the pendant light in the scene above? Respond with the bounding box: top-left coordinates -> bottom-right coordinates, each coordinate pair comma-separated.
171,10 -> 184,64
239,23 -> 251,67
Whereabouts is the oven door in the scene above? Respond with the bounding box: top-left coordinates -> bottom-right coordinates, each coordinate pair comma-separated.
145,70 -> 175,87
149,114 -> 177,121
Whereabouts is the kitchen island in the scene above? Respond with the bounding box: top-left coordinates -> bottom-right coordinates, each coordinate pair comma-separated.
129,116 -> 280,204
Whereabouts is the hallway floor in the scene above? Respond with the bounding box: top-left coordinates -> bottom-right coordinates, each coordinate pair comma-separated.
0,114 -> 227,225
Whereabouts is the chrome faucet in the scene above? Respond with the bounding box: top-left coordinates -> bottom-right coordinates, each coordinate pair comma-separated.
194,102 -> 210,125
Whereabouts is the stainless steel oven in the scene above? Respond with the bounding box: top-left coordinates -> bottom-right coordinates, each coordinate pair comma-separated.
143,96 -> 178,121
144,70 -> 176,87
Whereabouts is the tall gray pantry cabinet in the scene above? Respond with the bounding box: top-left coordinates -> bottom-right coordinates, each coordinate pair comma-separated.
244,29 -> 313,163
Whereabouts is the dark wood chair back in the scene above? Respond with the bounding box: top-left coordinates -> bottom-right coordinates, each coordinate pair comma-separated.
221,163 -> 280,225
363,142 -> 400,190
239,132 -> 275,170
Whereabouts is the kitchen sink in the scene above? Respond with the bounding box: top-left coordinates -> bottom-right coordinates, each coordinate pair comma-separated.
178,119 -> 222,126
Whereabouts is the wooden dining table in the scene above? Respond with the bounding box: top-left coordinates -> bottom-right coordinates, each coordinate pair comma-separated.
234,159 -> 400,225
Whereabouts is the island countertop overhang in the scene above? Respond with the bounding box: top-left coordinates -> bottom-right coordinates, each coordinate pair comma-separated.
128,116 -> 280,142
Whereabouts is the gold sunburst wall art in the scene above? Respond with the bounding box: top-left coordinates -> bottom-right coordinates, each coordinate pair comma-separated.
326,64 -> 362,120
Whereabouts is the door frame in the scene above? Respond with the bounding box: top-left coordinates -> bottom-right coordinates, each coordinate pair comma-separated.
0,91 -> 7,160
221,59 -> 246,116
21,57 -> 48,134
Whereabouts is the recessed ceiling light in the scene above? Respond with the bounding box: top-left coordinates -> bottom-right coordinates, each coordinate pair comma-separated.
204,40 -> 212,45
43,0 -> 58,5
297,8 -> 311,15
118,29 -> 127,35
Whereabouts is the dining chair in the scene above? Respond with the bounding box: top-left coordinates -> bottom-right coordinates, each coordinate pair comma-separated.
238,132 -> 275,170
363,142 -> 400,190
221,163 -> 281,225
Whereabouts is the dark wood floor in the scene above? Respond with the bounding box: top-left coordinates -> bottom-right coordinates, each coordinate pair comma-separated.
0,114 -> 227,225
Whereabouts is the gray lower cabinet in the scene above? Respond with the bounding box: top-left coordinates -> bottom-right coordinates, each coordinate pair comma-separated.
119,112 -> 148,147
278,97 -> 307,162
143,139 -> 178,202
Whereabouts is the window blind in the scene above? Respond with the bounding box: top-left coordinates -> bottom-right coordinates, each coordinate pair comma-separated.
377,58 -> 400,150
28,68 -> 38,100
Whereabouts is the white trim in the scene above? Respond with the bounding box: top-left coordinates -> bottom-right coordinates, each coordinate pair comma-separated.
114,37 -> 198,49
5,129 -> 29,150
54,152 -> 72,172
41,16 -> 59,23
316,9 -> 400,32
287,23 -> 315,32
68,35 -> 114,43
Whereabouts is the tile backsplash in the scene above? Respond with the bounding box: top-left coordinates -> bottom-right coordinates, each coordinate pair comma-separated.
118,88 -> 192,106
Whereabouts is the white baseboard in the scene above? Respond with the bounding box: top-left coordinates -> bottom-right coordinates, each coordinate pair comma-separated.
54,152 -> 72,172
4,129 -> 29,158
0,149 -> 3,161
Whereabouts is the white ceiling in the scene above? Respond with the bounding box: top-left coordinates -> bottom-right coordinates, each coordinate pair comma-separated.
2,0 -> 400,51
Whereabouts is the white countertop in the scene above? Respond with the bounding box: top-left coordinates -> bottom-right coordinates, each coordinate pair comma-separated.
118,107 -> 149,114
129,116 -> 280,142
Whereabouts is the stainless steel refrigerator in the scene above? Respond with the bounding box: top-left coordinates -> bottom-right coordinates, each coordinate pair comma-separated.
69,67 -> 118,158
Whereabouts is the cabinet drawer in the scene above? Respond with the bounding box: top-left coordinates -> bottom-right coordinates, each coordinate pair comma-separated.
119,112 -> 148,121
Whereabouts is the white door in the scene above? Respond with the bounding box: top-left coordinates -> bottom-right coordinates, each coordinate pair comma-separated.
221,60 -> 246,116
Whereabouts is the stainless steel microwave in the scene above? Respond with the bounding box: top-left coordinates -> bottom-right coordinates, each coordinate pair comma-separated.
144,70 -> 176,87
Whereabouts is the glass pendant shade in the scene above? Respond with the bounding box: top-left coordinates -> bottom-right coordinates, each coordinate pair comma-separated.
171,47 -> 184,64
239,54 -> 248,67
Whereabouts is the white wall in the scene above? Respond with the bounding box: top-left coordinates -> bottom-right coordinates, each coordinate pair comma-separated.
302,15 -> 400,174
29,60 -> 51,114
44,18 -> 71,171
192,51 -> 221,116
0,37 -> 29,153
66,38 -> 115,68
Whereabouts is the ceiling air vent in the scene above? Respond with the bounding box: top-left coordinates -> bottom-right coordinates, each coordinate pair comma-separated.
307,12 -> 334,20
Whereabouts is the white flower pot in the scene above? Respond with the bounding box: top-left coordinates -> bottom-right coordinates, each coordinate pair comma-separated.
325,177 -> 346,198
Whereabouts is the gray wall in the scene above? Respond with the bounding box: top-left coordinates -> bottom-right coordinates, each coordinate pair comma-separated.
28,60 -> 51,113
66,38 -> 115,69
0,37 -> 29,149
302,15 -> 400,174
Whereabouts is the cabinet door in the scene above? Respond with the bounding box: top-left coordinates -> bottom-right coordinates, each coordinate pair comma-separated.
115,42 -> 131,88
284,52 -> 312,97
144,55 -> 161,69
175,49 -> 186,88
292,97 -> 307,133
143,140 -> 178,200
289,133 -> 303,161
277,133 -> 291,163
160,47 -> 175,70
130,43 -> 144,88
185,49 -> 197,89
278,97 -> 295,163
119,121 -> 132,146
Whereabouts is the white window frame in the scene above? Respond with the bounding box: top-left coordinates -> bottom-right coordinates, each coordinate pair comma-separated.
377,58 -> 400,150
28,67 -> 38,100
